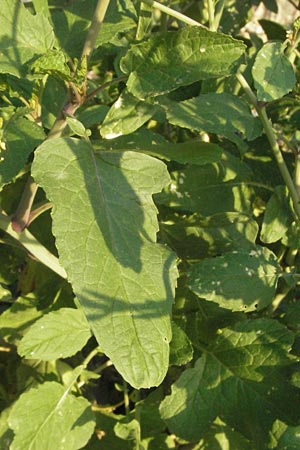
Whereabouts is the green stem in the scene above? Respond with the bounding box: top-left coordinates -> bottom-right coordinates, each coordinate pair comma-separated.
11,176 -> 38,232
236,72 -> 300,224
142,0 -> 206,27
123,380 -> 130,419
82,347 -> 101,368
84,75 -> 128,103
207,0 -> 215,30
294,153 -> 300,198
213,0 -> 225,30
81,0 -> 111,59
0,212 -> 67,279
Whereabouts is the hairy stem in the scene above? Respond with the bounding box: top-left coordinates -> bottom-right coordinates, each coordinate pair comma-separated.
236,72 -> 300,224
142,0 -> 206,27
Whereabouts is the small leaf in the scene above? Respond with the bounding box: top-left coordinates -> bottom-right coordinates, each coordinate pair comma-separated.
252,42 -> 296,102
260,186 -> 293,243
31,49 -> 71,80
187,246 -> 280,312
18,308 -> 92,360
160,319 -> 299,445
164,93 -> 262,141
100,90 -> 156,139
114,419 -> 140,441
66,116 -> 90,138
169,322 -> 193,366
8,382 -> 95,450
121,27 -> 245,98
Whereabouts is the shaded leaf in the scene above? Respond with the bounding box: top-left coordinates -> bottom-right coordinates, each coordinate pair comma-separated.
252,42 -> 296,102
260,186 -> 293,243
188,246 -> 280,312
32,137 -> 178,389
18,308 -> 92,360
160,319 -> 299,446
161,212 -> 258,259
0,114 -> 45,187
156,154 -> 254,216
8,382 -> 95,450
164,93 -> 262,141
121,27 -> 245,98
0,0 -> 54,77
0,296 -> 43,345
169,322 -> 193,366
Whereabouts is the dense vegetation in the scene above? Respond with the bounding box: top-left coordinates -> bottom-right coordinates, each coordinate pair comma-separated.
1,0 -> 300,448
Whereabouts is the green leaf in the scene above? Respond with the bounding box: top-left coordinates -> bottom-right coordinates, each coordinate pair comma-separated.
169,322 -> 193,366
18,308 -> 92,360
187,246 -> 280,312
120,27 -> 246,98
156,155 -> 254,216
0,114 -> 45,187
98,140 -> 222,166
100,90 -> 156,139
0,0 -> 54,77
32,137 -> 178,389
160,319 -> 300,445
164,93 -> 262,141
260,186 -> 293,243
161,212 -> 258,260
31,49 -> 71,80
8,382 -> 95,450
114,419 -> 140,441
197,417 -> 252,450
252,42 -> 296,102
0,296 -> 43,345
134,141 -> 223,166
66,116 -> 90,138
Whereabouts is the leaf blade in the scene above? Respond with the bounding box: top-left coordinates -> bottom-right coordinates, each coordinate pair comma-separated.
32,138 -> 178,389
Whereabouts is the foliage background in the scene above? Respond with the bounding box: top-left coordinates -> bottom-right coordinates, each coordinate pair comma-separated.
1,0 -> 300,448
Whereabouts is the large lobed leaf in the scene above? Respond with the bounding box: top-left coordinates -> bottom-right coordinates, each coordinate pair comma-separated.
32,138 -> 178,389
0,0 -> 54,77
120,26 -> 246,98
160,318 -> 300,446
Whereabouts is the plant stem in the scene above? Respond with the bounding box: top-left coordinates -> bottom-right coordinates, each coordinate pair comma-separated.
213,0 -> 225,30
11,176 -> 38,232
84,75 -> 128,103
236,72 -> 300,224
142,0 -> 206,27
81,0 -> 111,59
0,211 -> 67,279
207,0 -> 216,30
295,153 -> 300,198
